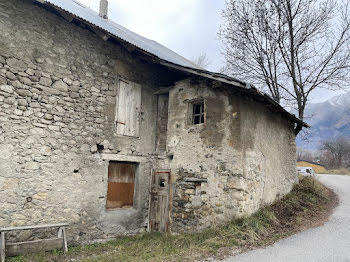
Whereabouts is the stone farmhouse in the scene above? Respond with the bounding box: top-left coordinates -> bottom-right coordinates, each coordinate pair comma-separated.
0,0 -> 307,243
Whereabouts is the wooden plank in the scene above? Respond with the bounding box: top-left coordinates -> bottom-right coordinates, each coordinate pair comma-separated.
60,11 -> 74,23
106,183 -> 134,208
91,27 -> 110,41
116,80 -> 141,137
126,82 -> 133,136
106,162 -> 136,209
134,82 -> 141,137
153,86 -> 173,95
147,169 -> 154,232
156,94 -> 169,152
1,224 -> 69,232
183,178 -> 208,183
6,238 -> 63,257
108,162 -> 136,183
149,171 -> 170,233
57,227 -> 63,238
101,154 -> 147,163
127,82 -> 141,137
1,232 -> 5,262
62,228 -> 68,254
116,80 -> 127,135
159,195 -> 169,232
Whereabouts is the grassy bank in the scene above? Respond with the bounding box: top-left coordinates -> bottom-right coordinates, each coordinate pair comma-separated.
323,168 -> 350,175
10,176 -> 336,262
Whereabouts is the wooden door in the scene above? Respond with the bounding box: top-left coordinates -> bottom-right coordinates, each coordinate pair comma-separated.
106,162 -> 136,209
149,171 -> 170,232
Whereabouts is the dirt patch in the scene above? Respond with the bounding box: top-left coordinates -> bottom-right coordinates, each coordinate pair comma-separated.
8,176 -> 337,262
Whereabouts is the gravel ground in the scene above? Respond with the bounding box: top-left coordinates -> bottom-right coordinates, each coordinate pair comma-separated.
222,174 -> 350,262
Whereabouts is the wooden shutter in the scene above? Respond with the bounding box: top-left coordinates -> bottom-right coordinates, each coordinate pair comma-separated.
116,80 -> 141,137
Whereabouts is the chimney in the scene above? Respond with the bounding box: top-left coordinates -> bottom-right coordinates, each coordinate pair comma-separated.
99,0 -> 108,19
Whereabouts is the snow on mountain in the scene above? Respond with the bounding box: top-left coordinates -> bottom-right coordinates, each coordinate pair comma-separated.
297,92 -> 350,150
328,92 -> 350,107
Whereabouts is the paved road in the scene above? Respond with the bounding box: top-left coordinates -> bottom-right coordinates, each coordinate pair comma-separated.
222,174 -> 350,262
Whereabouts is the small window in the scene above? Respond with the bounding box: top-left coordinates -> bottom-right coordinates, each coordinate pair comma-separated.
106,162 -> 136,209
159,179 -> 166,187
192,102 -> 205,125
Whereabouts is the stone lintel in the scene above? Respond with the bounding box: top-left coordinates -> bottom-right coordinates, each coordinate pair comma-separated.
183,178 -> 208,183
101,154 -> 148,163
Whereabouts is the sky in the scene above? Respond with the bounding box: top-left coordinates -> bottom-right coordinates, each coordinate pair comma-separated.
77,0 -> 345,104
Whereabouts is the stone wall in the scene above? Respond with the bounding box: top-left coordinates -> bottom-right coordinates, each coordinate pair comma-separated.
166,79 -> 297,232
0,0 -> 168,243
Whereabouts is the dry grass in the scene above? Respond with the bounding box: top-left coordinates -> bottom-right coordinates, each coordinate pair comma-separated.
323,168 -> 350,175
9,176 -> 336,262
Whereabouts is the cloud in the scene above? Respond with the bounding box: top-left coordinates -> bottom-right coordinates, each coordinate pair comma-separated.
77,0 -> 225,71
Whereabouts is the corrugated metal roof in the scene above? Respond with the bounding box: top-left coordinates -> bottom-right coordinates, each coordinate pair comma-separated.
40,0 -> 200,69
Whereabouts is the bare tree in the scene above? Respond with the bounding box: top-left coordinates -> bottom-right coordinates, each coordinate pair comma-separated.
297,147 -> 314,162
320,137 -> 350,168
193,53 -> 212,69
219,0 -> 350,134
219,0 -> 283,103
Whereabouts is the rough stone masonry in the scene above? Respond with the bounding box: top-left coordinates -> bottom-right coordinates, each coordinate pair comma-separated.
0,0 -> 299,244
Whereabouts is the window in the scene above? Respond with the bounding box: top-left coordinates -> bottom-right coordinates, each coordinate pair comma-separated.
192,102 -> 205,124
106,162 -> 136,209
159,179 -> 166,187
115,79 -> 141,137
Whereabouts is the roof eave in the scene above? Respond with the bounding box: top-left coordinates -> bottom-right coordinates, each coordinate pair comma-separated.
160,60 -> 309,129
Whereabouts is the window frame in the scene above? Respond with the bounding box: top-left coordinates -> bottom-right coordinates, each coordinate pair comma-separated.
186,98 -> 206,126
192,102 -> 205,125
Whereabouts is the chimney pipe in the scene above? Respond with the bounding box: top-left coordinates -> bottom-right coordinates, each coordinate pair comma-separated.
99,0 -> 108,19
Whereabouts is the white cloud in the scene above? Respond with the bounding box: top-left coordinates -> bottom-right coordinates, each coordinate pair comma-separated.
77,0 -> 224,71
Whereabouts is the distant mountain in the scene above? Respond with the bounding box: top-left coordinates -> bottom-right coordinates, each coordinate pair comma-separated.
297,93 -> 350,150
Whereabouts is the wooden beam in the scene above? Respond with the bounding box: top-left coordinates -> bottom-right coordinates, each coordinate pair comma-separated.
91,27 -> 110,41
62,227 -> 68,253
0,224 -> 69,258
0,232 -> 5,262
119,41 -> 136,53
60,11 -> 74,23
0,223 -> 69,232
6,238 -> 63,257
183,178 -> 208,183
153,86 -> 174,95
160,60 -> 246,88
101,154 -> 148,163
57,227 -> 63,238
